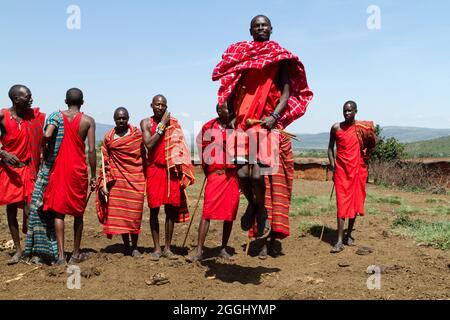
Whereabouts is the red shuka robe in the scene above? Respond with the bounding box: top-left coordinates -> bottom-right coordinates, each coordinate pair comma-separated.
96,125 -> 145,237
234,64 -> 295,239
0,108 -> 45,206
146,118 -> 183,209
43,112 -> 88,217
232,63 -> 281,162
197,118 -> 239,221
335,123 -> 368,219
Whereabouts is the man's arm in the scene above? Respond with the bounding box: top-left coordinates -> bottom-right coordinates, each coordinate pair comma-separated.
140,112 -> 170,150
86,117 -> 97,190
328,123 -> 338,174
261,60 -> 291,129
42,124 -> 57,161
0,110 -> 23,167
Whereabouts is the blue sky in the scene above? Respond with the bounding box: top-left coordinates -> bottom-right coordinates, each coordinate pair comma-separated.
0,0 -> 449,135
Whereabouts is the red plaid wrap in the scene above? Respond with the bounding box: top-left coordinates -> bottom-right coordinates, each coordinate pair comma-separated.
212,40 -> 313,128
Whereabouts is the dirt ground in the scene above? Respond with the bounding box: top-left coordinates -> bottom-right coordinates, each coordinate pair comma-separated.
0,176 -> 449,300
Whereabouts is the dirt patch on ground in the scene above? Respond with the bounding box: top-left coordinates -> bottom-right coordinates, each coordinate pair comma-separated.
0,179 -> 449,300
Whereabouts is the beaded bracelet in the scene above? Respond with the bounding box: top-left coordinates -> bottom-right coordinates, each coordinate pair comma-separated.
270,112 -> 281,121
156,123 -> 166,136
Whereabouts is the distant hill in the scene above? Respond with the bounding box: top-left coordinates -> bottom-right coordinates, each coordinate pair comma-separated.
405,135 -> 450,158
293,126 -> 450,150
96,123 -> 114,141
381,126 -> 450,143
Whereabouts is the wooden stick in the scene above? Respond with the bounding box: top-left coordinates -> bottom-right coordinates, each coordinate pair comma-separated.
245,119 -> 300,142
101,150 -> 108,203
319,183 -> 335,242
5,266 -> 40,284
182,176 -> 207,248
86,190 -> 93,204
245,237 -> 251,256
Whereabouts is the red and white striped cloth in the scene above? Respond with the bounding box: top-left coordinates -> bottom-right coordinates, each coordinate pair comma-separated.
212,40 -> 313,128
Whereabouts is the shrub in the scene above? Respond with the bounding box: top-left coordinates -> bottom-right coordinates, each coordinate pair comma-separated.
370,125 -> 406,162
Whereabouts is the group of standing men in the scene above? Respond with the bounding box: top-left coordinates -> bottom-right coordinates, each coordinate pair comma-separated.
0,15 -> 376,266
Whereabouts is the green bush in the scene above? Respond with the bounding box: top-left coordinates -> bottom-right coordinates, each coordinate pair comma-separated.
371,125 -> 405,162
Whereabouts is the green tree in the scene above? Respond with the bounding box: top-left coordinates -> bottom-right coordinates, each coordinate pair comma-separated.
371,125 -> 405,161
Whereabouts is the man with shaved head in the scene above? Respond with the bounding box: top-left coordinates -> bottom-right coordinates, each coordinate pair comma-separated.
213,15 -> 313,258
140,95 -> 195,261
25,88 -> 96,265
328,101 -> 377,253
96,107 -> 146,257
0,85 -> 45,264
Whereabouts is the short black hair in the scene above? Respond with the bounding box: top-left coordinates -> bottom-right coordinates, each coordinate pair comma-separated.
114,107 -> 129,117
343,100 -> 357,111
152,94 -> 167,104
250,15 -> 272,28
66,88 -> 84,106
8,84 -> 29,101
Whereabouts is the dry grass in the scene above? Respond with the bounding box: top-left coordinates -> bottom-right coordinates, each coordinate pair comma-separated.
370,160 -> 449,194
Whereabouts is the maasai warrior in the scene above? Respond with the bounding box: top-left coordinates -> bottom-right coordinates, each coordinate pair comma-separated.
212,15 -> 313,258
187,104 -> 240,263
0,85 -> 45,265
140,95 -> 195,261
41,88 -> 96,265
96,107 -> 146,257
327,101 -> 377,253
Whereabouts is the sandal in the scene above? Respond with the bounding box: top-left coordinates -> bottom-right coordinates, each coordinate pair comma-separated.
149,251 -> 162,261
258,246 -> 268,260
162,250 -> 179,260
68,252 -> 91,265
186,254 -> 203,263
344,235 -> 355,246
131,249 -> 143,258
54,257 -> 67,266
330,243 -> 345,253
6,252 -> 22,266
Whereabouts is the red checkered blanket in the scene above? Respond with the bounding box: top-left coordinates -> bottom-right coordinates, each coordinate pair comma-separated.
212,40 -> 313,128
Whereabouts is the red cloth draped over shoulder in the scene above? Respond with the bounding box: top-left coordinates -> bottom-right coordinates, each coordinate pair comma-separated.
43,112 -> 88,217
96,125 -> 145,237
0,107 -> 45,205
197,118 -> 239,221
355,120 -> 377,163
146,116 -> 195,223
212,40 -> 313,129
334,123 -> 368,219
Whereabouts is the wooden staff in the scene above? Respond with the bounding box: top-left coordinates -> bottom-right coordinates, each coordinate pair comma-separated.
86,190 -> 93,204
319,183 -> 334,242
245,237 -> 251,256
101,150 -> 108,203
245,119 -> 301,142
181,176 -> 207,248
